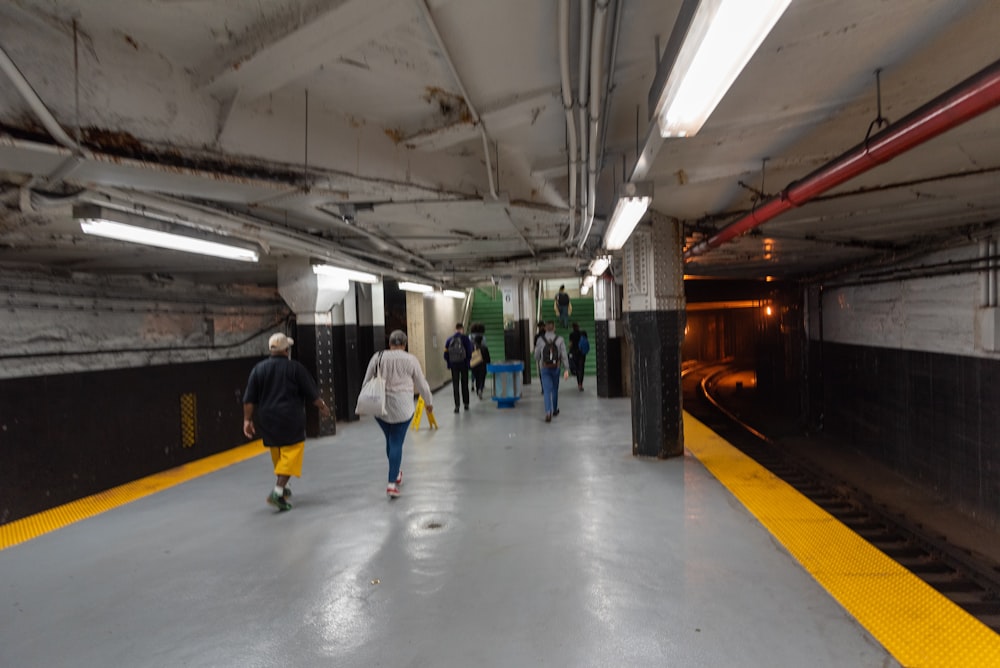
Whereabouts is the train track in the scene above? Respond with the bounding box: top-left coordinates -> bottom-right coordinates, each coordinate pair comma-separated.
683,361 -> 1000,633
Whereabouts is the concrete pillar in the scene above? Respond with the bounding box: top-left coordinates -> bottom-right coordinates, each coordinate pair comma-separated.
500,277 -> 532,384
622,217 -> 685,458
277,259 -> 348,437
594,274 -> 624,398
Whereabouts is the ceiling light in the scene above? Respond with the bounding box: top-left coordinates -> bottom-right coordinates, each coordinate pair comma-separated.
398,281 -> 434,293
74,205 -> 258,262
583,275 -> 596,288
442,289 -> 466,299
655,0 -> 792,138
312,264 -> 378,284
602,182 -> 653,251
588,256 -> 611,276
581,284 -> 591,296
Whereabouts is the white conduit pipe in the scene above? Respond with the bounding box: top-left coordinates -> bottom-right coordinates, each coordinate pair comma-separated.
0,45 -> 79,151
416,0 -> 497,200
578,0 -> 610,249
578,0 -> 591,217
558,0 -> 578,244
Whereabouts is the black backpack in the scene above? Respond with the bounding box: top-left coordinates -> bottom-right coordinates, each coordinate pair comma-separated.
448,336 -> 467,363
541,338 -> 560,367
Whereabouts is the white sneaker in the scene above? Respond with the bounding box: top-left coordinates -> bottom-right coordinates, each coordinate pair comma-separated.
396,470 -> 403,485
386,483 -> 400,498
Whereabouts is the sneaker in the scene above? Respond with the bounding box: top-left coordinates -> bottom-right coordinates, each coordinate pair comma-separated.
267,490 -> 293,511
553,409 -> 560,417
545,413 -> 552,423
578,384 -> 584,391
386,483 -> 400,498
454,406 -> 460,413
464,405 -> 469,411
396,470 -> 403,486
283,487 -> 292,499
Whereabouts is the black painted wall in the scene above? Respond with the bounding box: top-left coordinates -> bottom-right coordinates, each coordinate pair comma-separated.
294,325 -> 337,436
811,341 -> 1000,523
626,310 -> 684,458
1,357 -> 259,525
594,320 -> 623,398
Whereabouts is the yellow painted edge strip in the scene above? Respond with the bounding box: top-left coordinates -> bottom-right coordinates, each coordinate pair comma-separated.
0,441 -> 266,552
683,412 -> 1000,668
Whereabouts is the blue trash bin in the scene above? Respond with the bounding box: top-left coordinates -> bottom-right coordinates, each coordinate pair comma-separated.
487,360 -> 523,408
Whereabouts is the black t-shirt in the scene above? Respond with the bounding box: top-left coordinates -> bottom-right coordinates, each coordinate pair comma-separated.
243,356 -> 320,447
557,292 -> 570,307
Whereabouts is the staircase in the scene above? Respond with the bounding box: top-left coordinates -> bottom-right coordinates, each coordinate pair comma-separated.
468,288 -> 596,379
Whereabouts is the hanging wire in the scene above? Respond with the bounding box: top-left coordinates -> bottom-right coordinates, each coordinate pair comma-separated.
865,68 -> 890,143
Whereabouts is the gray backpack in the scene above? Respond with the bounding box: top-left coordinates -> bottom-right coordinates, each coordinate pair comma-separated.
448,336 -> 467,363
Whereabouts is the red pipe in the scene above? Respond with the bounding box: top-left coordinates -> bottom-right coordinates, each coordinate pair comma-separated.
684,58 -> 1000,259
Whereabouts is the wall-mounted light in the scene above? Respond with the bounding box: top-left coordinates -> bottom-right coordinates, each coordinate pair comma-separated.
74,205 -> 259,262
312,263 -> 378,284
602,182 -> 653,251
441,289 -> 466,299
588,255 -> 611,277
398,281 -> 434,293
654,0 -> 792,138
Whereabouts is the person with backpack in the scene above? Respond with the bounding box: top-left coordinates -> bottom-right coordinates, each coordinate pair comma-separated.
443,322 -> 474,413
533,320 -> 570,423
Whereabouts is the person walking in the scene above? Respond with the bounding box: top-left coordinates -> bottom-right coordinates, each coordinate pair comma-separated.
534,321 -> 547,393
243,332 -> 331,512
443,322 -> 473,412
533,320 -> 570,423
554,285 -> 572,329
361,330 -> 433,499
470,334 -> 491,399
569,324 -> 590,391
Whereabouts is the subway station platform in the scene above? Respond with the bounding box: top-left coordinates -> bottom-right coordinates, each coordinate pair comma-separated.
3,378 -> 999,667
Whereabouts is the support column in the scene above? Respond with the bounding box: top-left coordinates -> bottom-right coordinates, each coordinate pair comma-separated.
277,259 -> 348,437
594,273 -> 623,398
331,283 -> 362,422
358,281 -> 386,363
500,277 -> 532,384
623,217 -> 685,458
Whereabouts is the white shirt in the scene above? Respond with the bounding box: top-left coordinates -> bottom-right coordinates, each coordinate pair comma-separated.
362,349 -> 433,423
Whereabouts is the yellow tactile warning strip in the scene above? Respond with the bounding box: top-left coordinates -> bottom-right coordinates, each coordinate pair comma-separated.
683,412 -> 1000,668
0,441 -> 265,552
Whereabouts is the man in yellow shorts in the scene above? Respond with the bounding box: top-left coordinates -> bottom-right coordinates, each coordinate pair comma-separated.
243,333 -> 330,511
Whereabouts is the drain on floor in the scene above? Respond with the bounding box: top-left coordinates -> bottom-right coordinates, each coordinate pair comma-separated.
425,521 -> 443,530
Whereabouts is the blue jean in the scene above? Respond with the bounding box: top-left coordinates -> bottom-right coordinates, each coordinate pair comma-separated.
557,304 -> 569,328
540,366 -> 561,415
376,416 -> 413,483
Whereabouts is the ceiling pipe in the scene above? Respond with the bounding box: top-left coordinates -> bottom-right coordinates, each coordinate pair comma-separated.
558,0 -> 579,244
577,0 -> 591,221
0,44 -> 79,151
415,0 -> 498,200
685,57 -> 1000,260
577,0 -> 611,250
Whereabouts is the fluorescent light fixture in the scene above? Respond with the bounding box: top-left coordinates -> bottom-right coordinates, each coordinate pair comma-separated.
581,284 -> 591,296
398,281 -> 434,293
655,0 -> 792,138
442,289 -> 466,299
74,205 -> 258,262
602,182 -> 653,251
588,256 -> 611,277
583,275 -> 596,288
311,264 -> 378,284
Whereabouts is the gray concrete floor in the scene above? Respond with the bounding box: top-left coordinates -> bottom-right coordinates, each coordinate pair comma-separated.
0,379 -> 897,667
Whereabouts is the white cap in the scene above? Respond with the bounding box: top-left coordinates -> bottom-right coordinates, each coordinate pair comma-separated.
268,333 -> 294,352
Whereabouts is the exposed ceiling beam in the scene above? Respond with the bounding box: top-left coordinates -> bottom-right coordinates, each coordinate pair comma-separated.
200,0 -> 406,100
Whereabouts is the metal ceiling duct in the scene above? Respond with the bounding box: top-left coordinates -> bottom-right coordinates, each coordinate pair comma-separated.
684,57 -> 1000,260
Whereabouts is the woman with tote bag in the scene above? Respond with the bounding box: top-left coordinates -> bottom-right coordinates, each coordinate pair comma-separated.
359,330 -> 434,498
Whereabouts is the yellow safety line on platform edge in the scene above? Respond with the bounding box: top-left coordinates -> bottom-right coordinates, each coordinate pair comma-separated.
0,442 -> 265,552
683,412 -> 1000,668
